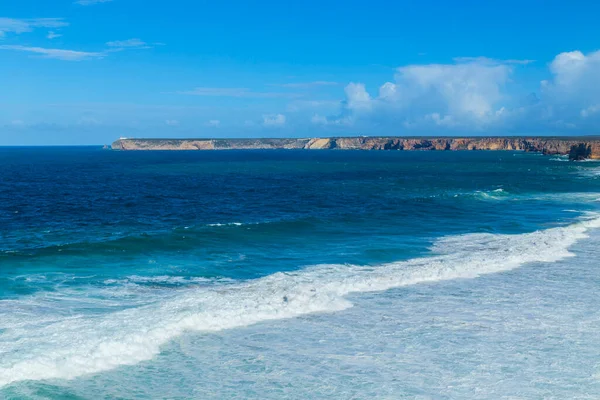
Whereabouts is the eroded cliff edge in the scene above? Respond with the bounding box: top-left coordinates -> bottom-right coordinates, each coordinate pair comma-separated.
111,137 -> 600,160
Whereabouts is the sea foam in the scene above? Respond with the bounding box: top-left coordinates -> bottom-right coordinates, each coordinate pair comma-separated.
1,216 -> 599,387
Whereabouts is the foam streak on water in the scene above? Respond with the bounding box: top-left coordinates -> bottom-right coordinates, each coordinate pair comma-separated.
1,216 -> 598,387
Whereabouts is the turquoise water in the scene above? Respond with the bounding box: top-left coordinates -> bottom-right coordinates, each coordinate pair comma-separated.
1,148 -> 600,398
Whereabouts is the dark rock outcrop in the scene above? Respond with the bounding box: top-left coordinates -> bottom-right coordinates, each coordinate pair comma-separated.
569,143 -> 592,161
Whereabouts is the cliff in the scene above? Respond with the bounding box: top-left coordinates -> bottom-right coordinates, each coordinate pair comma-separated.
111,137 -> 600,160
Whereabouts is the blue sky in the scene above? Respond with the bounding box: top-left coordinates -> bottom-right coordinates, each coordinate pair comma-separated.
1,0 -> 600,145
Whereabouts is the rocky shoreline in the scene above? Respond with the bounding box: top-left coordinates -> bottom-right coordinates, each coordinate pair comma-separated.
111,137 -> 600,160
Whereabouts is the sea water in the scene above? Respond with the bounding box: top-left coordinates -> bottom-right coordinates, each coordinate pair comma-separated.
1,148 -> 599,399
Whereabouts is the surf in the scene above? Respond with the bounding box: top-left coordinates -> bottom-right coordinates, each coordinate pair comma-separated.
1,215 -> 599,387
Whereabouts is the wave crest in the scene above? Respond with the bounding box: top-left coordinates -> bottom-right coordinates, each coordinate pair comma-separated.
1,216 -> 599,387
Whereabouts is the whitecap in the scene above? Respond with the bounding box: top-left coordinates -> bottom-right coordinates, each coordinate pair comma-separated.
206,222 -> 244,227
1,215 -> 599,387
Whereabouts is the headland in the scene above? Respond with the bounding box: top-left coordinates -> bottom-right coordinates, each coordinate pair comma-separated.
111,137 -> 600,160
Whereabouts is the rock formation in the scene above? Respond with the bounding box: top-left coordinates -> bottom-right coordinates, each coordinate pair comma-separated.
111,137 -> 600,160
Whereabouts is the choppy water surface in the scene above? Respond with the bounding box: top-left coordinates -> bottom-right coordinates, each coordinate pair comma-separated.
1,148 -> 599,399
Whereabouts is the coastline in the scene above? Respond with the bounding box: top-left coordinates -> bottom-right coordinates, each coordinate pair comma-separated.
111,137 -> 600,160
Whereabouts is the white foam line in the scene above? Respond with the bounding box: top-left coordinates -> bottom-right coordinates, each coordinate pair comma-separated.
206,222 -> 244,227
1,216 -> 599,387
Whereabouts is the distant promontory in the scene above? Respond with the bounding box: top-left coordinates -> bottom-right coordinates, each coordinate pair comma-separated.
111,137 -> 600,160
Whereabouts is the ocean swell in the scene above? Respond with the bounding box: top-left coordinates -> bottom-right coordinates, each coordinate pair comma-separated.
1,215 -> 599,387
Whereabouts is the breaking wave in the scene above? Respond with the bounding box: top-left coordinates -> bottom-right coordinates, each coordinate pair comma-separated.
1,215 -> 599,387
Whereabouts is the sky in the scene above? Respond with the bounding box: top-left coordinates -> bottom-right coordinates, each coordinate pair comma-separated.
1,0 -> 600,145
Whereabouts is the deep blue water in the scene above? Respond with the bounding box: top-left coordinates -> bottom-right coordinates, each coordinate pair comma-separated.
1,148 -> 600,398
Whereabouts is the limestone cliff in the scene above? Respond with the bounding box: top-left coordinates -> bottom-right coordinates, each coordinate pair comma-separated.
111,137 -> 600,160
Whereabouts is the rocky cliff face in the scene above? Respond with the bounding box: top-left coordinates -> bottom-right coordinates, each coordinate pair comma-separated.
112,137 -> 600,160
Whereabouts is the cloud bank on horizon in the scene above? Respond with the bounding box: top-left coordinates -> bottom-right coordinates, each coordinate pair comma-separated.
314,51 -> 600,135
1,1 -> 600,144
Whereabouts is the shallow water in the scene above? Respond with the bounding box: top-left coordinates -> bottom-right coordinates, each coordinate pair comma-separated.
1,148 -> 599,398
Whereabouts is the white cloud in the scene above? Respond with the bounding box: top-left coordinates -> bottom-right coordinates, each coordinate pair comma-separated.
345,82 -> 372,111
453,56 -> 535,65
262,114 -> 286,127
392,61 -> 511,118
47,31 -> 62,39
542,50 -> 600,107
311,50 -> 600,134
106,38 -> 150,49
0,45 -> 103,61
426,113 -> 455,126
165,119 -> 179,126
311,114 -> 353,126
0,18 -> 67,37
378,82 -> 397,100
319,58 -> 513,132
311,114 -> 328,125
74,0 -> 113,5
178,87 -> 301,99
549,51 -> 588,79
506,49 -> 600,131
207,119 -> 220,127
501,59 -> 536,65
581,105 -> 600,118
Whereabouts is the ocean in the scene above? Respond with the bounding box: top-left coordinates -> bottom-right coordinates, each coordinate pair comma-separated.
1,147 -> 599,399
